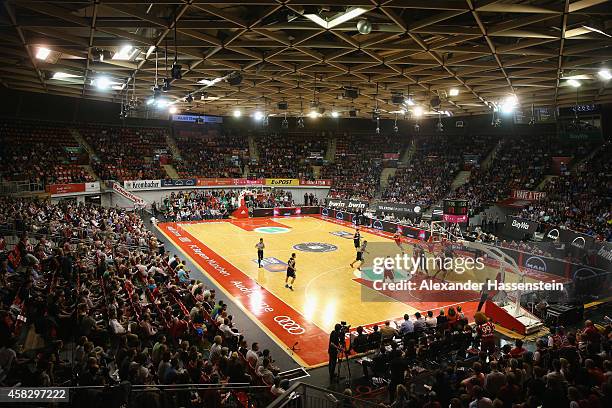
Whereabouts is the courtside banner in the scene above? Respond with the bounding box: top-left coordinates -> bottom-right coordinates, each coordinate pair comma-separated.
123,180 -> 162,191
374,202 -> 421,217
48,183 -> 86,195
264,178 -> 299,186
48,182 -> 100,195
325,198 -> 369,211
196,178 -> 264,187
543,226 -> 595,250
161,178 -> 197,187
503,216 -> 539,239
299,179 -> 332,186
157,223 -> 330,367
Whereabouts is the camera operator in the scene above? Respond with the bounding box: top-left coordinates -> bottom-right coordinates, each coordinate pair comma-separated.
328,323 -> 344,382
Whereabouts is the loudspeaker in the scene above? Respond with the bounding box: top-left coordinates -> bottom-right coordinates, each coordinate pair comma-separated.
278,101 -> 288,110
227,72 -> 243,86
391,94 -> 404,104
171,63 -> 182,80
344,87 -> 359,99
430,96 -> 441,107
349,109 -> 357,117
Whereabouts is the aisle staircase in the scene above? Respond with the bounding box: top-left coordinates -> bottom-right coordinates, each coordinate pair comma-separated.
400,141 -> 415,165
248,135 -> 259,161
163,164 -> 179,179
481,139 -> 502,170
325,138 -> 336,162
379,167 -> 397,193
165,131 -> 182,160
69,128 -> 98,160
537,175 -> 555,190
312,165 -> 321,179
450,170 -> 471,191
80,165 -> 99,181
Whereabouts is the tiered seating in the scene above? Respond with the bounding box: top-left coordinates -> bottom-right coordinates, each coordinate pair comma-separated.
80,125 -> 169,181
452,134 -> 551,211
0,197 -> 281,401
249,132 -> 328,179
321,133 -> 404,200
519,142 -> 611,240
173,127 -> 248,178
0,121 -> 92,184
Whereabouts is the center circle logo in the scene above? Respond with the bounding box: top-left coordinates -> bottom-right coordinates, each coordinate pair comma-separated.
254,227 -> 290,234
293,242 -> 338,252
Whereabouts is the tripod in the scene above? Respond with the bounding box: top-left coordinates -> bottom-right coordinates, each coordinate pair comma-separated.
335,338 -> 352,386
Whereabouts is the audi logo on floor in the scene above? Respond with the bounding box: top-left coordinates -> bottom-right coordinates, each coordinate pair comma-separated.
273,316 -> 306,335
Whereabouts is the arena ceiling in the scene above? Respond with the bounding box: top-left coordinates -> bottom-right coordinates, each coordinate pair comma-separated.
0,0 -> 611,118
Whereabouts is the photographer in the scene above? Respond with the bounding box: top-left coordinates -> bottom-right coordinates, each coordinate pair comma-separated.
328,323 -> 343,382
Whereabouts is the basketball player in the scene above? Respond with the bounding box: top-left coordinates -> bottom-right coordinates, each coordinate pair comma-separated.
350,240 -> 368,270
353,228 -> 361,250
383,256 -> 395,282
393,230 -> 405,254
285,253 -> 297,290
255,238 -> 265,268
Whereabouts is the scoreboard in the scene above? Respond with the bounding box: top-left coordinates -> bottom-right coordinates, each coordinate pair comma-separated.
442,199 -> 469,223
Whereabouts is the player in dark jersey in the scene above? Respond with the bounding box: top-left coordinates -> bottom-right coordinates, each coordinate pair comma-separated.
285,253 -> 297,290
350,240 -> 368,270
353,228 -> 361,249
255,238 -> 265,268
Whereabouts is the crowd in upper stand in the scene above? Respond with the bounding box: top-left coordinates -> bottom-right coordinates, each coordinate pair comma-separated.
0,121 -> 94,185
248,131 -> 328,179
173,126 -> 248,179
322,133 -> 405,200
0,197 -> 285,404
80,125 -> 169,182
0,119 -> 609,240
518,142 -> 611,240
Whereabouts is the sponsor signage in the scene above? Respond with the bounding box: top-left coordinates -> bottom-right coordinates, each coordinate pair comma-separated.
383,153 -> 400,160
265,178 -> 300,186
595,242 -> 612,271
321,208 -> 430,241
196,178 -> 264,187
325,198 -> 369,211
112,182 -> 146,207
503,216 -> 539,239
442,214 -> 469,224
543,226 -> 595,250
374,202 -> 422,218
48,181 -> 100,195
252,206 -> 319,218
124,179 -> 162,190
298,179 -> 332,186
160,178 -> 197,187
171,114 -> 223,123
512,190 -> 546,201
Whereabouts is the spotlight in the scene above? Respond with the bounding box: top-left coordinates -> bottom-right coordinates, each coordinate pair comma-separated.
36,47 -> 51,60
393,124 -> 398,133
404,97 -> 415,106
156,99 -> 169,109
169,106 -> 178,114
254,111 -> 263,121
414,123 -> 420,132
331,111 -> 339,118
281,116 -> 289,129
449,88 -> 459,96
413,106 -> 423,117
436,121 -> 444,132
297,116 -> 305,128
171,63 -> 182,80
500,95 -> 518,114
567,79 -> 581,88
309,110 -> 319,119
93,76 -> 111,90
233,109 -> 241,118
146,98 -> 155,106
598,68 -> 611,80
356,18 -> 372,35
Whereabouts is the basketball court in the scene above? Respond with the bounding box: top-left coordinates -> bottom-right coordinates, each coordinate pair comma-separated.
157,214 -> 562,367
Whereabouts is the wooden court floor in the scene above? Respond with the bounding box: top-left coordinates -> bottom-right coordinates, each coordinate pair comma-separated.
157,215 -> 547,367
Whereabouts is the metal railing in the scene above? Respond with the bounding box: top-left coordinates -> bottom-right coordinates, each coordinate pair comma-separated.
269,382 -> 383,408
0,180 -> 45,195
